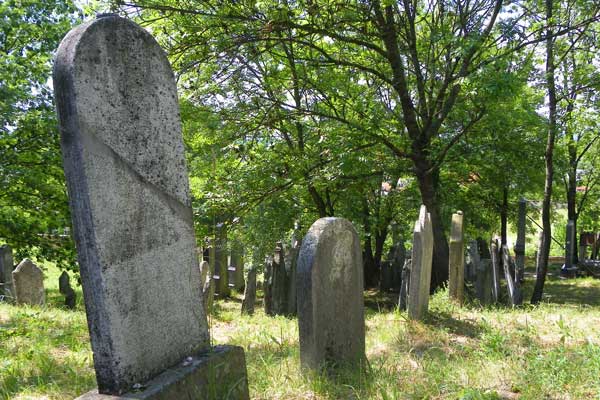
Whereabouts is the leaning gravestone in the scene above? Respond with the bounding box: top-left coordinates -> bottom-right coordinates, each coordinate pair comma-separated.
490,238 -> 501,303
54,14 -> 248,399
408,205 -> 433,320
12,259 -> 45,306
448,211 -> 464,304
0,245 -> 15,301
297,218 -> 365,371
59,270 -> 77,309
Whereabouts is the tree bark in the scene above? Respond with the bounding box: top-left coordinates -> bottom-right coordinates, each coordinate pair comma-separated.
532,0 -> 556,304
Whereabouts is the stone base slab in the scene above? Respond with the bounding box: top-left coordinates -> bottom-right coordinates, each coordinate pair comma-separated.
76,345 -> 249,400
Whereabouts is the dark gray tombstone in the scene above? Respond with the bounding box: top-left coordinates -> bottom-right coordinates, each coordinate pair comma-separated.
271,242 -> 288,316
12,259 -> 45,306
54,15 -> 248,398
514,199 -> 526,283
408,205 -> 433,320
0,244 -> 15,302
475,259 -> 493,305
465,240 -> 479,283
379,261 -> 393,291
241,266 -> 257,316
398,258 -> 411,311
297,218 -> 365,371
448,211 -> 464,304
390,239 -> 405,291
59,270 -> 77,309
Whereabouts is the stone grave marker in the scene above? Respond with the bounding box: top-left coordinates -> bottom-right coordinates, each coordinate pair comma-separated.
379,261 -> 393,291
271,242 -> 288,316
297,217 -> 365,371
263,256 -> 273,315
390,239 -> 405,291
59,270 -> 77,309
286,222 -> 301,316
398,258 -> 411,311
0,244 -> 15,301
448,211 -> 464,304
214,222 -> 230,298
490,238 -> 501,303
241,266 -> 257,316
408,205 -> 433,320
514,199 -> 526,282
199,260 -> 213,314
502,245 -> 523,306
12,259 -> 45,306
465,240 -> 480,283
54,14 -> 248,398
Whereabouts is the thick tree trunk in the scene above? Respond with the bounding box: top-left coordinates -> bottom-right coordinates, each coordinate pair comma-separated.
414,156 -> 449,290
532,0 -> 556,304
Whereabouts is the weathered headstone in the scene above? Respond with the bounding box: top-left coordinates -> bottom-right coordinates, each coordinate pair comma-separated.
0,244 -> 15,301
390,239 -> 405,291
490,238 -> 501,303
241,266 -> 257,316
297,218 -> 365,371
514,199 -> 526,283
271,242 -> 288,316
263,256 -> 273,315
398,258 -> 411,311
465,240 -> 480,283
379,261 -> 393,291
565,220 -> 576,269
12,259 -> 45,306
286,222 -> 301,316
59,270 -> 77,309
408,205 -> 433,320
475,259 -> 493,305
448,211 -> 464,304
54,14 -> 248,398
502,245 -> 523,306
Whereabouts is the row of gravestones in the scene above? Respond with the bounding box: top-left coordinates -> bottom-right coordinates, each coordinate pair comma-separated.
0,245 -> 77,308
56,15 -> 533,398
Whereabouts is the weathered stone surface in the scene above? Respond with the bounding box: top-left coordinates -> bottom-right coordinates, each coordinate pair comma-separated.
286,222 -> 301,316
76,345 -> 249,400
297,217 -> 365,370
12,259 -> 45,306
0,244 -> 15,301
465,240 -> 480,283
59,270 -> 77,309
490,238 -> 501,303
241,267 -> 257,316
514,199 -> 526,283
408,205 -> 433,320
448,211 -> 464,304
398,258 -> 411,311
379,261 -> 393,292
54,15 -> 210,394
271,242 -> 288,316
475,258 -> 493,305
390,239 -> 405,291
565,220 -> 575,269
263,256 -> 273,315
502,245 -> 522,306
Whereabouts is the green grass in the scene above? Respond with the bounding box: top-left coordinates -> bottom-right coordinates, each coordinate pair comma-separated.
2,263 -> 600,399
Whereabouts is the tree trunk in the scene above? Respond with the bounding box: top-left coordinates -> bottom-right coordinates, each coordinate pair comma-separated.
566,143 -> 579,263
532,0 -> 556,304
414,156 -> 449,290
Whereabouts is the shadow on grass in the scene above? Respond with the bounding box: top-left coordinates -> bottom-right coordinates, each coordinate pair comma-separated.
364,289 -> 398,312
424,309 -> 485,339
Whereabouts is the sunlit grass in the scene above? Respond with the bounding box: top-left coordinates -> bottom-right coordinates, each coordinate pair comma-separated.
2,262 -> 600,399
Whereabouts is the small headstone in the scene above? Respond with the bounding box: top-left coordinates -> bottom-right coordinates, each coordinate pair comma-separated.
502,245 -> 523,306
398,258 -> 411,311
0,244 -> 15,301
54,15 -> 247,398
465,240 -> 480,282
448,211 -> 464,304
514,199 -> 526,282
12,259 -> 45,306
408,205 -> 433,320
379,261 -> 393,291
490,238 -> 501,303
475,259 -> 493,305
271,242 -> 288,316
59,270 -> 77,309
241,266 -> 257,316
297,218 -> 365,371
286,222 -> 301,316
263,256 -> 273,315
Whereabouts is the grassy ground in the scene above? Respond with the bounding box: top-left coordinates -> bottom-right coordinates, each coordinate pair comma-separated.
2,264 -> 600,399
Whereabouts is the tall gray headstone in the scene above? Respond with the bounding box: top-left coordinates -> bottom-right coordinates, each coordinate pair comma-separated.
271,242 -> 288,316
490,238 -> 501,303
286,222 -> 301,316
59,270 -> 77,309
514,199 -> 526,282
263,255 -> 273,315
565,220 -> 575,269
448,211 -> 464,304
54,15 -> 247,398
297,218 -> 365,371
398,258 -> 411,311
12,259 -> 45,306
241,266 -> 257,316
0,245 -> 15,301
502,245 -> 522,306
408,205 -> 433,320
